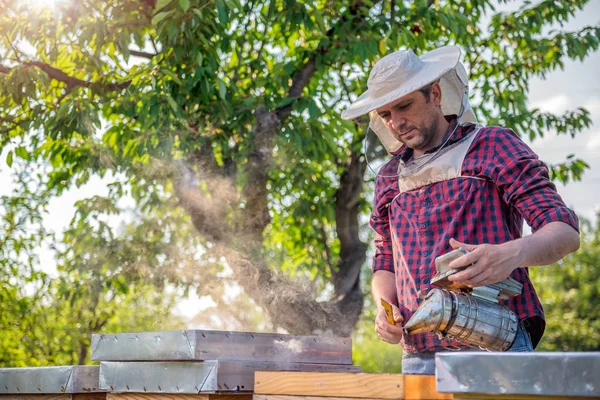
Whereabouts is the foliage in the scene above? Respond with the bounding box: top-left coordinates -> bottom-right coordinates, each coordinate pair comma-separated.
531,216 -> 600,351
0,275 -> 182,367
352,289 -> 403,373
0,0 -> 598,350
0,166 -> 184,366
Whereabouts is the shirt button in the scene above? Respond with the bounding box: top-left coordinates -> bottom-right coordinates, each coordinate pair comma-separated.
421,224 -> 427,229
423,251 -> 429,257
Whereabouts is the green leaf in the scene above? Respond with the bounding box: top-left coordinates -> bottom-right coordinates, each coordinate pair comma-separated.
155,0 -> 173,12
161,69 -> 183,86
6,150 -> 13,167
217,3 -> 228,25
166,93 -> 180,114
15,146 -> 30,161
308,101 -> 320,119
276,97 -> 295,108
152,10 -> 176,26
123,139 -> 137,156
314,8 -> 326,32
107,131 -> 118,147
192,8 -> 204,19
179,0 -> 190,12
56,102 -> 70,120
218,80 -> 227,100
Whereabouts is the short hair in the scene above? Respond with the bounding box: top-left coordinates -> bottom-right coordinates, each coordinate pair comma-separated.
418,80 -> 439,102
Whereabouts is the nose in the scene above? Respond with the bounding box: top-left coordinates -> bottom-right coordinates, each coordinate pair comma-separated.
391,113 -> 406,132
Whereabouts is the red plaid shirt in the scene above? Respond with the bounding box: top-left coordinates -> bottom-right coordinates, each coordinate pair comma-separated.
371,119 -> 579,353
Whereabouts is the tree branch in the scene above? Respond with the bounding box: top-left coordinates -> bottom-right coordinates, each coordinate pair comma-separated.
204,0 -> 382,335
275,0 -> 383,121
5,34 -> 24,62
0,61 -> 131,91
129,49 -> 157,59
150,36 -> 160,54
275,56 -> 318,121
319,225 -> 334,276
334,148 -> 368,297
254,22 -> 269,63
0,116 -> 20,136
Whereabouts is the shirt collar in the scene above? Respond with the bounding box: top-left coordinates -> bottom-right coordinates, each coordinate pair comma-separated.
392,116 -> 474,163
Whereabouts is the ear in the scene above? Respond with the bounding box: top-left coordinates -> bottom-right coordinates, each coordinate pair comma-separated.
430,82 -> 442,107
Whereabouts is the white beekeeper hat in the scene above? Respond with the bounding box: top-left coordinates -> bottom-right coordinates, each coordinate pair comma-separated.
341,45 -> 477,153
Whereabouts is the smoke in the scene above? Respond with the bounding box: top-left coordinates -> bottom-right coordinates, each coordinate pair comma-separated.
100,153 -> 346,335
216,240 -> 347,336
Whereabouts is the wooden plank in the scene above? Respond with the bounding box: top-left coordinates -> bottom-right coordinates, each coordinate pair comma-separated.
254,374 -> 450,400
403,376 -> 451,400
108,395 -> 210,400
207,397 -> 252,400
217,360 -> 361,392
208,397 -> 252,400
254,395 -> 390,400
254,372 -> 403,399
72,395 -> 106,400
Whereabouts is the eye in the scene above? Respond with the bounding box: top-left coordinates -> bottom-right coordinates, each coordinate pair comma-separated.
379,112 -> 391,121
396,102 -> 412,111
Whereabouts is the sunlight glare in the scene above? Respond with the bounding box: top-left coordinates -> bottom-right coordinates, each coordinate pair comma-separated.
29,0 -> 66,8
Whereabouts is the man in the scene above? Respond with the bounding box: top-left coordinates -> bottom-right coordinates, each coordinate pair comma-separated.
341,46 -> 580,374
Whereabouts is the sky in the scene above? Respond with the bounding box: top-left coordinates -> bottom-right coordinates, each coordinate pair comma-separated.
521,0 -> 600,223
0,0 -> 599,319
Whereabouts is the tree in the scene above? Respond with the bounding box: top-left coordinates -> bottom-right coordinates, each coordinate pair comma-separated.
1,0 -> 598,338
0,167 -> 183,366
531,216 -> 600,351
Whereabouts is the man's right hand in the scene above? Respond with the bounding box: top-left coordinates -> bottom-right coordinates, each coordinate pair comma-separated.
375,303 -> 405,344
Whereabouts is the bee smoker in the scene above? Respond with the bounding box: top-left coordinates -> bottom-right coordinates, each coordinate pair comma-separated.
403,248 -> 523,351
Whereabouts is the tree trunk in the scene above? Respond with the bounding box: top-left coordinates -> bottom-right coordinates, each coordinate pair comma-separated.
78,341 -> 88,365
173,0 -> 380,336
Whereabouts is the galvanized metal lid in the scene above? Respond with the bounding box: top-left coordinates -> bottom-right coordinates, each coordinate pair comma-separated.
436,352 -> 600,397
99,360 -> 361,393
91,330 -> 352,364
0,366 -> 101,394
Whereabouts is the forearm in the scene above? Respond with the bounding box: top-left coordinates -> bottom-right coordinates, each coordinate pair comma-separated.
511,221 -> 580,268
372,270 -> 398,311
448,221 -> 580,286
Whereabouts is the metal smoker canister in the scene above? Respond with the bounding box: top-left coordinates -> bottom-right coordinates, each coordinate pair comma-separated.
402,248 -> 523,352
403,288 -> 519,351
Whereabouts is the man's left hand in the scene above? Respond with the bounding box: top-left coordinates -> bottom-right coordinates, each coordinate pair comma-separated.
446,238 -> 524,287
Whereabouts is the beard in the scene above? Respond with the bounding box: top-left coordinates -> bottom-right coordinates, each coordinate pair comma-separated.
393,118 -> 439,150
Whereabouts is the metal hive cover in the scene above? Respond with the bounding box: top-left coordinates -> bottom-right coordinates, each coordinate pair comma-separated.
99,360 -> 361,393
0,366 -> 101,394
436,352 -> 600,397
91,329 -> 352,364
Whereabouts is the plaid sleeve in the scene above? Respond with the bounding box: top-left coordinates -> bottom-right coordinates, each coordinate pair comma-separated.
371,216 -> 394,273
487,127 -> 579,233
370,165 -> 399,273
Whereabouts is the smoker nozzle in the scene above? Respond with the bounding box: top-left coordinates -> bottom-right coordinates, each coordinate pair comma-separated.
403,289 -> 448,335
402,287 -> 519,352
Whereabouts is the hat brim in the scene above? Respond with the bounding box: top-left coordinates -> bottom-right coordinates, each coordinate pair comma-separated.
341,46 -> 461,120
